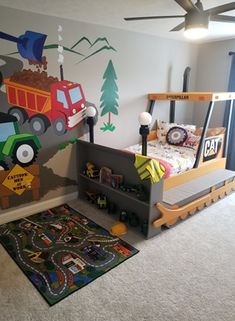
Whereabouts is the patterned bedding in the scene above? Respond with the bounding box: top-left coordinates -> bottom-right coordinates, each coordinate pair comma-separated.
125,139 -> 196,177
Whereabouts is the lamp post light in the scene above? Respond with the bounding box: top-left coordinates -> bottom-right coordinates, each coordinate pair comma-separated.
86,106 -> 97,143
138,112 -> 152,156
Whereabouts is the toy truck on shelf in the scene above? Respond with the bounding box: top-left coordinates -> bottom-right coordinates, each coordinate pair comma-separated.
4,78 -> 87,136
0,112 -> 41,170
84,162 -> 100,179
85,191 -> 108,209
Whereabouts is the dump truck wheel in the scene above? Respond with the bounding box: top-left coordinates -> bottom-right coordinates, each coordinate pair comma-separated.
29,115 -> 50,136
53,118 -> 67,136
0,160 -> 8,171
12,141 -> 38,167
8,107 -> 28,124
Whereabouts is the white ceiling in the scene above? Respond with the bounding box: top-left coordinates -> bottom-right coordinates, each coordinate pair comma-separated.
1,0 -> 235,43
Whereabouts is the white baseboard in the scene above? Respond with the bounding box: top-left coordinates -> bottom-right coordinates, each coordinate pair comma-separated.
0,192 -> 78,225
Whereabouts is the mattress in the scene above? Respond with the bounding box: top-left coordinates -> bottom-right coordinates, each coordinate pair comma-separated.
125,139 -> 196,177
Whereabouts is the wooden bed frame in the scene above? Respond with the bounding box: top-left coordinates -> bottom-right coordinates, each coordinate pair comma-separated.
148,91 -> 235,232
77,91 -> 235,239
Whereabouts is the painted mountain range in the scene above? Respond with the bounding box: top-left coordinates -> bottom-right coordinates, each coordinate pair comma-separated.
45,36 -> 116,62
8,36 -> 116,63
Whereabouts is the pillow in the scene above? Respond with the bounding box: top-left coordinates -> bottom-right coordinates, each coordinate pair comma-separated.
157,120 -> 196,144
166,126 -> 200,152
147,130 -> 157,141
166,126 -> 188,146
182,132 -> 201,151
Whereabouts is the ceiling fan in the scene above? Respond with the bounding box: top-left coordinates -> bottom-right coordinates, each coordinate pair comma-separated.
124,0 -> 235,38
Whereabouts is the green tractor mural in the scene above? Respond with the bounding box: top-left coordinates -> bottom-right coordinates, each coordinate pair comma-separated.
0,112 -> 41,170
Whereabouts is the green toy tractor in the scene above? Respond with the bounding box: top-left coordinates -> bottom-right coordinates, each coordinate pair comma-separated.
0,112 -> 41,170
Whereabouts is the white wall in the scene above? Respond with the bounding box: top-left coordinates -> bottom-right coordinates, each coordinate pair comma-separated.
193,39 -> 235,127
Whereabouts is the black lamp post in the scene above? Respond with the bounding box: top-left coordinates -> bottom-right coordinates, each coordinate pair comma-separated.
86,106 -> 96,143
138,112 -> 152,156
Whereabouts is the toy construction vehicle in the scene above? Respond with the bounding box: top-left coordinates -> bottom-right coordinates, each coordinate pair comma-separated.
96,194 -> 108,209
120,183 -> 148,201
85,191 -> 98,203
84,162 -> 100,178
85,191 -> 107,209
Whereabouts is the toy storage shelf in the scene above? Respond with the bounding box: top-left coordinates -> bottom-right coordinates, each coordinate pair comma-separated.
79,174 -> 149,206
77,140 -> 163,239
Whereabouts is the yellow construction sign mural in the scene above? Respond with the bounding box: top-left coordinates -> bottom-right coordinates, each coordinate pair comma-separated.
2,164 -> 35,195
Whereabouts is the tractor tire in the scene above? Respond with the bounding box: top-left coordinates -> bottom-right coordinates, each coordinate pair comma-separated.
53,118 -> 67,136
0,160 -> 9,171
29,115 -> 50,136
8,107 -> 28,125
11,141 -> 38,167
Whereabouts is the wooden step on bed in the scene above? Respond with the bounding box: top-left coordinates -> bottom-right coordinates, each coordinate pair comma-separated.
153,169 -> 235,228
163,169 -> 235,205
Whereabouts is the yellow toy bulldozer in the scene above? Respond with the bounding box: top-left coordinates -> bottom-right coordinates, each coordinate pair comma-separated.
85,162 -> 100,178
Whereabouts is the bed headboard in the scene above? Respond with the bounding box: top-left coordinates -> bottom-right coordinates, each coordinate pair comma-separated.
147,91 -> 235,169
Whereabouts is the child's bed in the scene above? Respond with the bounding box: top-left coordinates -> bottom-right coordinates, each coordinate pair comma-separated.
125,125 -> 226,178
78,91 -> 235,239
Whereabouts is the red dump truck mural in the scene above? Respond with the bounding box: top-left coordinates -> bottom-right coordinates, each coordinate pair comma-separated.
4,78 -> 87,136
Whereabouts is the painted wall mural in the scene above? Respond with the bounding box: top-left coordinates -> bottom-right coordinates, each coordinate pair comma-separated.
100,60 -> 119,132
37,36 -> 116,64
0,30 -> 47,62
0,22 -> 119,210
5,57 -> 87,136
0,112 -> 41,170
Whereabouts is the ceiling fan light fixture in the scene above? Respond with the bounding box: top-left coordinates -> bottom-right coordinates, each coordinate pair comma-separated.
184,12 -> 209,39
184,26 -> 208,39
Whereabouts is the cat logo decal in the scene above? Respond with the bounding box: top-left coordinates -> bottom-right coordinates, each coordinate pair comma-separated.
203,136 -> 222,162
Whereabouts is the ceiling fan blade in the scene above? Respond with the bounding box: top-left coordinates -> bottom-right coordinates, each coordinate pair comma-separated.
211,14 -> 235,23
124,15 -> 184,21
206,2 -> 235,16
174,0 -> 200,13
170,21 -> 185,31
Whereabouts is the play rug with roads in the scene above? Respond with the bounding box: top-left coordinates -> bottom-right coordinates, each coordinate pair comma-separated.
0,204 -> 139,305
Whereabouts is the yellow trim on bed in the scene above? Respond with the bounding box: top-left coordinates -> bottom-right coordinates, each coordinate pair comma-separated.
148,92 -> 235,102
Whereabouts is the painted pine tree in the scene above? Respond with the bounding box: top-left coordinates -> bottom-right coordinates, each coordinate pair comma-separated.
100,60 -> 119,132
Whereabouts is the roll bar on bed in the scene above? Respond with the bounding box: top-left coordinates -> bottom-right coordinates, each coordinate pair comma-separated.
147,92 -> 235,168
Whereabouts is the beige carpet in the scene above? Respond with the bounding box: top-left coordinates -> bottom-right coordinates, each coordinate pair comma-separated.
0,194 -> 235,321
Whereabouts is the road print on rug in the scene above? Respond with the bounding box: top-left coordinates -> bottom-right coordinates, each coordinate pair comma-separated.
0,204 -> 139,305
